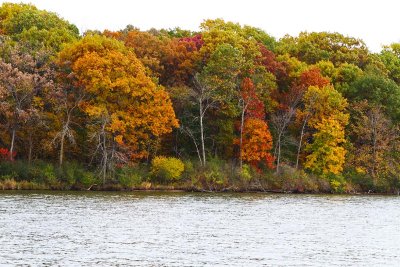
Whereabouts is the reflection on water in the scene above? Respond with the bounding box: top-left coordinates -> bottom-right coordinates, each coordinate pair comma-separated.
0,191 -> 399,266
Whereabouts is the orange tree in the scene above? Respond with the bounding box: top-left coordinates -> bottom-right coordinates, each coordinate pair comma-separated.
57,34 -> 178,182
238,118 -> 274,170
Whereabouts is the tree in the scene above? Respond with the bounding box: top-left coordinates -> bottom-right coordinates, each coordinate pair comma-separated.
0,42 -> 48,161
237,78 -> 266,169
237,118 -> 274,169
46,68 -> 85,167
349,101 -> 396,183
379,43 -> 400,84
304,117 -> 347,175
349,69 -> 400,122
278,32 -> 369,67
104,29 -> 168,79
292,68 -> 330,169
0,3 -> 79,53
303,85 -> 349,175
185,43 -> 244,166
57,34 -> 178,182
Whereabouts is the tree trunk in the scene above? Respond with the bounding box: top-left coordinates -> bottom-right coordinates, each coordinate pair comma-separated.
59,132 -> 65,167
9,128 -> 16,161
276,132 -> 282,173
28,134 -> 33,165
296,118 -> 307,169
102,123 -> 107,185
239,107 -> 245,170
199,100 -> 206,166
371,116 -> 377,183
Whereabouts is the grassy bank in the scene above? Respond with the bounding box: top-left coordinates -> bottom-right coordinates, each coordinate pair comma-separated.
1,160 -> 399,194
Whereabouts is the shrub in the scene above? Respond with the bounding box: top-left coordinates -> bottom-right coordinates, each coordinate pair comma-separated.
202,157 -> 228,190
327,174 -> 346,193
0,148 -> 15,161
344,168 -> 374,192
17,180 -> 46,190
117,165 -> 144,188
182,160 -> 195,180
79,171 -> 97,187
0,179 -> 17,190
151,156 -> 184,182
239,164 -> 253,182
42,164 -> 57,185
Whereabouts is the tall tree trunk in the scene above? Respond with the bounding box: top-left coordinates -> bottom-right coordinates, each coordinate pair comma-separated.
276,132 -> 282,173
199,100 -> 206,166
9,128 -> 16,161
296,119 -> 307,170
28,134 -> 33,165
59,132 -> 65,167
239,107 -> 245,170
102,122 -> 107,185
371,116 -> 377,183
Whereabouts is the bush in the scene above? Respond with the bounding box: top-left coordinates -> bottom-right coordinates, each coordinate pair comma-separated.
78,171 -> 97,187
182,160 -> 195,180
202,157 -> 229,190
42,164 -> 57,185
327,173 -> 346,193
151,156 -> 184,182
345,168 -> 374,192
0,178 -> 17,190
239,164 -> 253,182
117,165 -> 144,188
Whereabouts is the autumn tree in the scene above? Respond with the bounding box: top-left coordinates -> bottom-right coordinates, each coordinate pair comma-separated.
0,41 -> 48,161
380,43 -> 400,84
239,118 -> 274,169
0,2 -> 79,54
45,65 -> 85,167
290,68 -> 330,169
57,34 -> 178,182
278,32 -> 369,67
348,100 -> 397,183
237,78 -> 266,169
348,69 -> 400,122
303,85 -> 349,175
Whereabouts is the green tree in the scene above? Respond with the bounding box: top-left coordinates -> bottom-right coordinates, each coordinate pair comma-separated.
0,3 -> 79,53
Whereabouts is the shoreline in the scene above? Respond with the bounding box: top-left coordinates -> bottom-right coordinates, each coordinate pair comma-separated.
0,185 -> 398,196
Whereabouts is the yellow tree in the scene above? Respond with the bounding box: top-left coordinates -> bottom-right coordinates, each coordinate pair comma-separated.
303,85 -> 349,175
57,34 -> 178,182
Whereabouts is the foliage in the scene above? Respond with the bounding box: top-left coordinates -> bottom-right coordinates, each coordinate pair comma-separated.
0,3 -> 400,193
303,85 -> 349,175
0,2 -> 79,53
117,165 -> 144,188
151,156 -> 185,182
278,32 -> 369,67
237,118 -> 274,169
0,148 -> 14,160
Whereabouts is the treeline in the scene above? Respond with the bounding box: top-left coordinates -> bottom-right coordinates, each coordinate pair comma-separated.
0,3 -> 399,193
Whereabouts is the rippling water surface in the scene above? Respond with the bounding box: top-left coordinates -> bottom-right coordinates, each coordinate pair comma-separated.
0,191 -> 399,266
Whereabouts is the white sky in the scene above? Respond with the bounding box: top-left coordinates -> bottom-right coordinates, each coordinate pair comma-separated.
2,0 -> 400,52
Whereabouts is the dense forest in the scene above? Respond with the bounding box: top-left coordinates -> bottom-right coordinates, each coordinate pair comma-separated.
0,3 -> 399,193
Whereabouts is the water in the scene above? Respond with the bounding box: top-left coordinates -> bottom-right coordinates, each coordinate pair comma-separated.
0,191 -> 399,266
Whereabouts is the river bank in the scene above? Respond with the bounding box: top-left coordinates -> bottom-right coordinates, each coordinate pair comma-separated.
1,160 -> 399,194
1,178 -> 399,195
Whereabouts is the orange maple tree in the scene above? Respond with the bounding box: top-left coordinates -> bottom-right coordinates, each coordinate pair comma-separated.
239,118 -> 274,169
57,34 -> 179,163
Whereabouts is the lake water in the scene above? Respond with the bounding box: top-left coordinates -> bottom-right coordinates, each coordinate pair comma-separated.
0,191 -> 399,266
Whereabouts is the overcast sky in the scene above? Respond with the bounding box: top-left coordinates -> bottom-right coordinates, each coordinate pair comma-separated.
2,0 -> 400,52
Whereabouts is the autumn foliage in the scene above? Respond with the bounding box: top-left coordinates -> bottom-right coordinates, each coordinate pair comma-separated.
238,118 -> 274,169
1,3 -> 400,192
